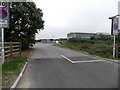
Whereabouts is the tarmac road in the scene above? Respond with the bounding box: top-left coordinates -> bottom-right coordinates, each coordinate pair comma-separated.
17,42 -> 118,88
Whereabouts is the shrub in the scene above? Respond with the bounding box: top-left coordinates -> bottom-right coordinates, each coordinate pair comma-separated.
66,39 -> 113,58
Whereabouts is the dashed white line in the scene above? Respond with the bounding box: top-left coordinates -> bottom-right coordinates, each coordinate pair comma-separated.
61,55 -> 103,63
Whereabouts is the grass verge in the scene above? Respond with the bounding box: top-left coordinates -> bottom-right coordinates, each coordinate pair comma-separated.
2,56 -> 27,88
2,48 -> 33,88
54,43 -> 120,60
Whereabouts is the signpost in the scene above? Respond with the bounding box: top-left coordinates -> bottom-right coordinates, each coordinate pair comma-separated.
109,1 -> 120,58
112,16 -> 119,58
0,0 -> 9,64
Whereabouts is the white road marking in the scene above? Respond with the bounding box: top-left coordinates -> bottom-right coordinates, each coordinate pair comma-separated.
61,55 -> 103,63
72,60 -> 103,63
61,55 -> 74,63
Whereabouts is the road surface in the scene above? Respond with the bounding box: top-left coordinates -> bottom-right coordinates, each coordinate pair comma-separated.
17,43 -> 118,88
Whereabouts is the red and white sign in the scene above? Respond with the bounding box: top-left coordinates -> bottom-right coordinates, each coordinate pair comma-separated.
0,0 -> 8,9
0,0 -> 9,28
0,9 -> 8,19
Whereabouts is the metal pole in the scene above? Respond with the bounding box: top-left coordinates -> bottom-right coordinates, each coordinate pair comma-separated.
113,35 -> 116,58
2,28 -> 4,64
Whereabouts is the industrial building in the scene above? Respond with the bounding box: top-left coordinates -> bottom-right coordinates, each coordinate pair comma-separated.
67,32 -> 95,40
67,32 -> 110,40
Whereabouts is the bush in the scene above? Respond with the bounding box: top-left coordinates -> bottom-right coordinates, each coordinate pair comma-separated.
90,44 -> 112,57
64,39 -> 113,58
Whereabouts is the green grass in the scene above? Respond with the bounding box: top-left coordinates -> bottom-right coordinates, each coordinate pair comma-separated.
2,56 -> 27,88
54,40 -> 120,60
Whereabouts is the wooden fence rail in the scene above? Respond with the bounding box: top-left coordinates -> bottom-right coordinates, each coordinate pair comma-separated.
116,45 -> 120,58
0,41 -> 22,59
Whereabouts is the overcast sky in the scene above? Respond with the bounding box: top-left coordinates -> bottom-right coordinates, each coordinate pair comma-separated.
34,0 -> 120,39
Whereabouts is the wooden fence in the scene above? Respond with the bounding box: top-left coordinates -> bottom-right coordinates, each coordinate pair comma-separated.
0,41 -> 22,58
116,45 -> 120,58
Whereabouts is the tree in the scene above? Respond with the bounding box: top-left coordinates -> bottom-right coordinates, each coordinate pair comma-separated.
5,2 -> 44,50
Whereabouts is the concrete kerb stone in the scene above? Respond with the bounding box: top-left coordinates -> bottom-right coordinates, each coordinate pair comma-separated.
10,50 -> 33,89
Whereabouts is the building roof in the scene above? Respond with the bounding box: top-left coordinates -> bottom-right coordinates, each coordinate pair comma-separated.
68,32 -> 110,35
68,32 -> 96,35
109,14 -> 119,19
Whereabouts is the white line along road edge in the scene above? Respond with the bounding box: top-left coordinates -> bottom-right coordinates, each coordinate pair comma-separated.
61,55 -> 103,64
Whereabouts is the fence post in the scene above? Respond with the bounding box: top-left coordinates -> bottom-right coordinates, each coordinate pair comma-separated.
19,42 -> 22,56
10,41 -> 13,58
118,45 -> 120,58
116,45 -> 119,58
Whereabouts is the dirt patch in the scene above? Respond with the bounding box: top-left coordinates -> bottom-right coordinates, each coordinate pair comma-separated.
21,48 -> 34,58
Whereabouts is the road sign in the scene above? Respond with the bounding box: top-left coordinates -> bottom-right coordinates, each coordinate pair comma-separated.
0,0 -> 8,8
0,0 -> 9,28
113,17 -> 119,35
0,9 -> 7,19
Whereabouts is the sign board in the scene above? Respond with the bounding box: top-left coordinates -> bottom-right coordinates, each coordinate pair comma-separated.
113,17 -> 119,35
0,1 -> 8,8
0,0 -> 9,28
